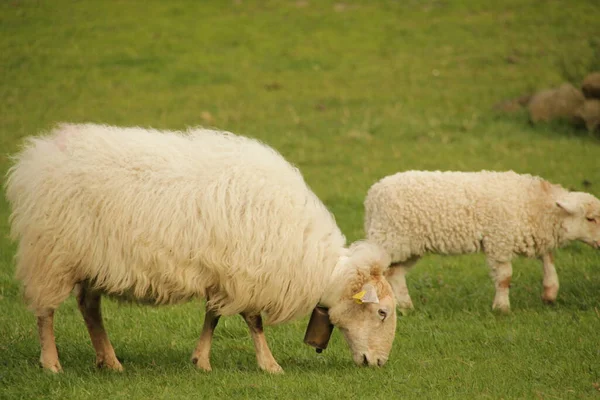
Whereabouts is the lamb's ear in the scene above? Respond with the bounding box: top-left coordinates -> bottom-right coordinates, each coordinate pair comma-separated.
352,283 -> 379,304
556,198 -> 579,215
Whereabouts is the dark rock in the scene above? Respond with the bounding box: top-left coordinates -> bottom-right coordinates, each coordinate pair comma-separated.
582,72 -> 600,99
528,83 -> 585,123
575,99 -> 600,132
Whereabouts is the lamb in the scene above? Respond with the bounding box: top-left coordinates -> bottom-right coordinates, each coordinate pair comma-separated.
364,170 -> 600,313
5,123 -> 397,373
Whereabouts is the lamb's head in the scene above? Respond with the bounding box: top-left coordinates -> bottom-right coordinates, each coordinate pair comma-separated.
556,191 -> 600,249
321,241 -> 396,367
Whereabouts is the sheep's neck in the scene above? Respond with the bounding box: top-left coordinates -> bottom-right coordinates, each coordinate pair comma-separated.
318,256 -> 349,309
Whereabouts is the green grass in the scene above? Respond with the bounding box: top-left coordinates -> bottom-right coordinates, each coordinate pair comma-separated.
2,0 -> 600,398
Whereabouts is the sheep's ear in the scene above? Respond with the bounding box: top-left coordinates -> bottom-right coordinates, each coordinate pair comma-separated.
556,198 -> 578,215
352,283 -> 379,304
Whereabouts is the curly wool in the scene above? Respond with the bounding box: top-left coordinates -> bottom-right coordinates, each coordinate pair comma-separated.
6,123 -> 352,325
364,170 -> 570,263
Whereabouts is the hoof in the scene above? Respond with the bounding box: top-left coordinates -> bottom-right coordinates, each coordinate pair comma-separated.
492,296 -> 511,314
260,362 -> 284,374
96,357 -> 124,372
492,305 -> 511,315
542,285 -> 558,304
192,356 -> 212,372
40,360 -> 62,373
542,296 -> 556,305
542,287 -> 558,304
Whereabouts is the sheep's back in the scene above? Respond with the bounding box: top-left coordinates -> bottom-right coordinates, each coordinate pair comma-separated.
365,170 -> 547,258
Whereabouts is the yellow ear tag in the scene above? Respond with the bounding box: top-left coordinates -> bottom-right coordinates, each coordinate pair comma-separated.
352,290 -> 366,304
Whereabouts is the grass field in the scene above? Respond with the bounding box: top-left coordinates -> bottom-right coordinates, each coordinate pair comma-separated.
2,0 -> 600,398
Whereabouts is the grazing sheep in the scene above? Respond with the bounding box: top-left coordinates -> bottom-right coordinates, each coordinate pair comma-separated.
364,170 -> 600,312
5,123 -> 397,373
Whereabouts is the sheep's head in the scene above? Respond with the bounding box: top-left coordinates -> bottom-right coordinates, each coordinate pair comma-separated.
321,241 -> 396,367
556,191 -> 600,249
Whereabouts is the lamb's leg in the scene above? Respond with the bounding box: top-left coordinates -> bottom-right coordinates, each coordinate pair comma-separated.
385,256 -> 420,312
76,284 -> 122,371
487,259 -> 513,313
191,307 -> 220,371
541,252 -> 559,303
37,309 -> 62,372
241,313 -> 283,373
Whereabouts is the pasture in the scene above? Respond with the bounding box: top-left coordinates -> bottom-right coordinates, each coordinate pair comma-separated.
1,0 -> 599,398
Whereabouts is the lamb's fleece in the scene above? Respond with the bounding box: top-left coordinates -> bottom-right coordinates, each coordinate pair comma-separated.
6,123 -> 347,325
364,170 -> 600,311
365,170 -> 597,262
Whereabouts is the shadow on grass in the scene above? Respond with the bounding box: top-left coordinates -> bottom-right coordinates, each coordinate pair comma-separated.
491,112 -> 600,142
529,119 -> 599,141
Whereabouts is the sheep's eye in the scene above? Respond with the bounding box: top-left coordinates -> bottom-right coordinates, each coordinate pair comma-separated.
378,309 -> 387,320
586,217 -> 596,223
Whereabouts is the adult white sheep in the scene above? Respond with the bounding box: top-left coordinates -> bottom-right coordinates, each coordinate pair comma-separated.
364,170 -> 600,313
5,123 -> 397,374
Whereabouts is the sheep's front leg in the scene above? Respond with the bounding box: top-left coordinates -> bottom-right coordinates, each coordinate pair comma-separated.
541,252 -> 559,303
191,307 -> 220,372
385,257 -> 419,312
241,313 -> 283,374
76,285 -> 123,371
487,259 -> 513,313
37,309 -> 62,372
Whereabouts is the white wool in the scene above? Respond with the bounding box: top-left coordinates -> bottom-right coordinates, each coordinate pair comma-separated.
6,123 -> 354,325
364,170 -> 598,263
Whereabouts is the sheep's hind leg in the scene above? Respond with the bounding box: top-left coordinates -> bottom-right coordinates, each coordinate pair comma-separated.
385,256 -> 419,313
541,252 -> 559,304
29,274 -> 74,372
191,306 -> 220,371
487,259 -> 513,313
76,284 -> 122,371
241,313 -> 283,374
37,309 -> 62,372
